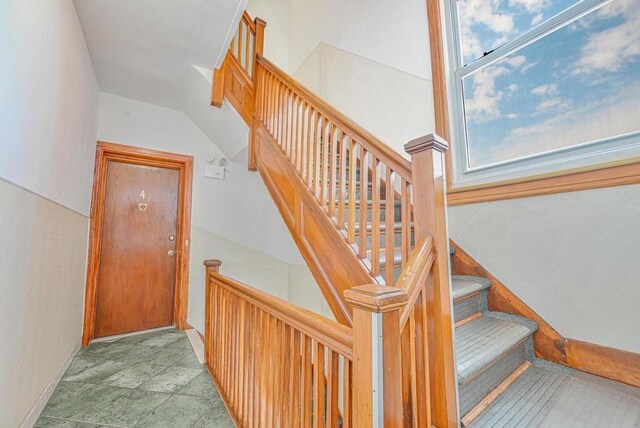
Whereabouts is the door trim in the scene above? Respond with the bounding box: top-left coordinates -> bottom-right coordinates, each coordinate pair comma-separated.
82,141 -> 194,346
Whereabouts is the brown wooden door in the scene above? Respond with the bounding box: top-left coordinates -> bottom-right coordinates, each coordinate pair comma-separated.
94,161 -> 180,338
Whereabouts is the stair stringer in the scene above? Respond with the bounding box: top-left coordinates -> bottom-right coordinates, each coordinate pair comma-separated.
253,124 -> 379,326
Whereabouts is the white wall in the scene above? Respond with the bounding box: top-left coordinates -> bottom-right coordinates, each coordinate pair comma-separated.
0,1 -> 99,425
292,43 -> 435,156
449,184 -> 640,354
0,0 -> 100,216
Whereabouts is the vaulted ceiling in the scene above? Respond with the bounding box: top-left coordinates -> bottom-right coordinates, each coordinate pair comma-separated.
73,0 -> 249,157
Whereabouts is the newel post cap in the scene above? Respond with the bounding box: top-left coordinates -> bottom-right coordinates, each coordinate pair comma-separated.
254,17 -> 267,27
203,259 -> 222,268
344,284 -> 408,313
405,133 -> 449,155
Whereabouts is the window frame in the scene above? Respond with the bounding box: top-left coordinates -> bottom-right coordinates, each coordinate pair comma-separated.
443,0 -> 640,189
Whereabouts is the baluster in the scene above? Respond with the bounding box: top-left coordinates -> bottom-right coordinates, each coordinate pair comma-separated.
302,335 -> 313,428
328,129 -> 339,217
401,179 -> 411,268
259,311 -> 268,427
347,141 -> 358,243
238,21 -> 244,67
313,342 -> 326,428
320,121 -> 331,208
371,158 -> 381,277
385,166 -> 395,285
305,106 -> 314,187
358,149 -> 369,258
289,329 -> 302,427
327,351 -> 340,427
314,114 -> 323,200
337,133 -> 348,228
342,359 -> 352,428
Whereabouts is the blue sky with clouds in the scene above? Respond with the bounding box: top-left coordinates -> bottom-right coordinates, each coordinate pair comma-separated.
457,0 -> 640,167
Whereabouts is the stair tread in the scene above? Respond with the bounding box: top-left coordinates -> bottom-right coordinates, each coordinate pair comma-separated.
452,275 -> 491,301
455,314 -> 534,385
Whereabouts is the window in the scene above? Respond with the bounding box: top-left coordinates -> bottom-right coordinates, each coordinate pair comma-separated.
444,0 -> 640,188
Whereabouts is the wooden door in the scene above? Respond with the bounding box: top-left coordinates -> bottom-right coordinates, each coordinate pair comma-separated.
94,161 -> 180,338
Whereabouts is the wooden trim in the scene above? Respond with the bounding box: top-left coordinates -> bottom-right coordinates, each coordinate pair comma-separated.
461,361 -> 531,427
451,240 -> 640,387
566,339 -> 640,388
454,312 -> 481,328
82,141 -> 193,346
448,161 -> 640,205
426,0 -> 453,189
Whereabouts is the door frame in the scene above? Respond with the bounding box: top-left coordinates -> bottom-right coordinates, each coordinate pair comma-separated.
82,141 -> 194,346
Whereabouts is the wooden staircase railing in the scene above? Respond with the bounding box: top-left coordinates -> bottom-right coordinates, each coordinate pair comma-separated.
204,259 -> 354,427
208,11 -> 458,427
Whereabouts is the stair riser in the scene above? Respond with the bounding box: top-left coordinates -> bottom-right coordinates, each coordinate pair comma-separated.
459,338 -> 532,416
453,291 -> 488,323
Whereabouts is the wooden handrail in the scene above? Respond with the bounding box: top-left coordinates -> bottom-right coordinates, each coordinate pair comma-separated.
256,55 -> 412,180
207,266 -> 353,357
397,234 -> 435,329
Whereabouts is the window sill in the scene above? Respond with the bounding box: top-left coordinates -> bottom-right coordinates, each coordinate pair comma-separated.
446,160 -> 640,205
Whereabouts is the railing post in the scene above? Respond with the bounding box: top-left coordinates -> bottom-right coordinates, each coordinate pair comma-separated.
248,18 -> 267,172
405,134 -> 458,427
203,259 -> 222,368
345,284 -> 408,428
211,68 -> 225,108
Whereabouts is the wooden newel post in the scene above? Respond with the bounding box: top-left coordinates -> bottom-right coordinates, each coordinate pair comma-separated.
405,134 -> 459,427
203,259 -> 222,368
248,18 -> 267,172
345,285 -> 408,428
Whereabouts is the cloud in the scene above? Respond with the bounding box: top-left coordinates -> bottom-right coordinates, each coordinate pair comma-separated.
531,13 -> 544,25
466,55 -> 527,122
458,0 -> 515,59
531,84 -> 557,96
508,0 -> 549,13
574,0 -> 640,74
473,84 -> 640,166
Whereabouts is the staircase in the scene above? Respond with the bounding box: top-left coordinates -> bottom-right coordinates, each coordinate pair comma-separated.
203,10 -> 640,428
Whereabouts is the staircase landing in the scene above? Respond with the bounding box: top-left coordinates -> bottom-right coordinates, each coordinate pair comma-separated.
468,361 -> 640,427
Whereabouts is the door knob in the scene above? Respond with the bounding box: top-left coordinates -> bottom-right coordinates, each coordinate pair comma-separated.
168,250 -> 175,256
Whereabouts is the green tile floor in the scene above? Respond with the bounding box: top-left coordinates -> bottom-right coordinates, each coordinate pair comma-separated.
36,328 -> 233,427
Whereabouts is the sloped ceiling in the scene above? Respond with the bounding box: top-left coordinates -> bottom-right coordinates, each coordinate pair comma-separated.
73,0 -> 249,158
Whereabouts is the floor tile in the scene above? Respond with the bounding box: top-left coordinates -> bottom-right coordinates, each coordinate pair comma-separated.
167,336 -> 192,350
86,388 -> 171,426
46,382 -> 95,407
116,345 -> 163,365
135,394 -> 217,428
100,363 -> 167,388
192,401 -> 234,428
81,342 -> 135,361
138,366 -> 203,393
114,330 -> 170,345
62,360 -> 128,384
139,331 -> 185,347
177,372 -> 220,399
171,352 -> 205,370
41,384 -> 130,421
63,355 -> 105,378
145,347 -> 191,366
35,417 -> 117,427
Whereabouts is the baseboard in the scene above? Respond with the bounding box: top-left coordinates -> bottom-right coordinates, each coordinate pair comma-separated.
450,240 -> 640,388
20,343 -> 80,428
